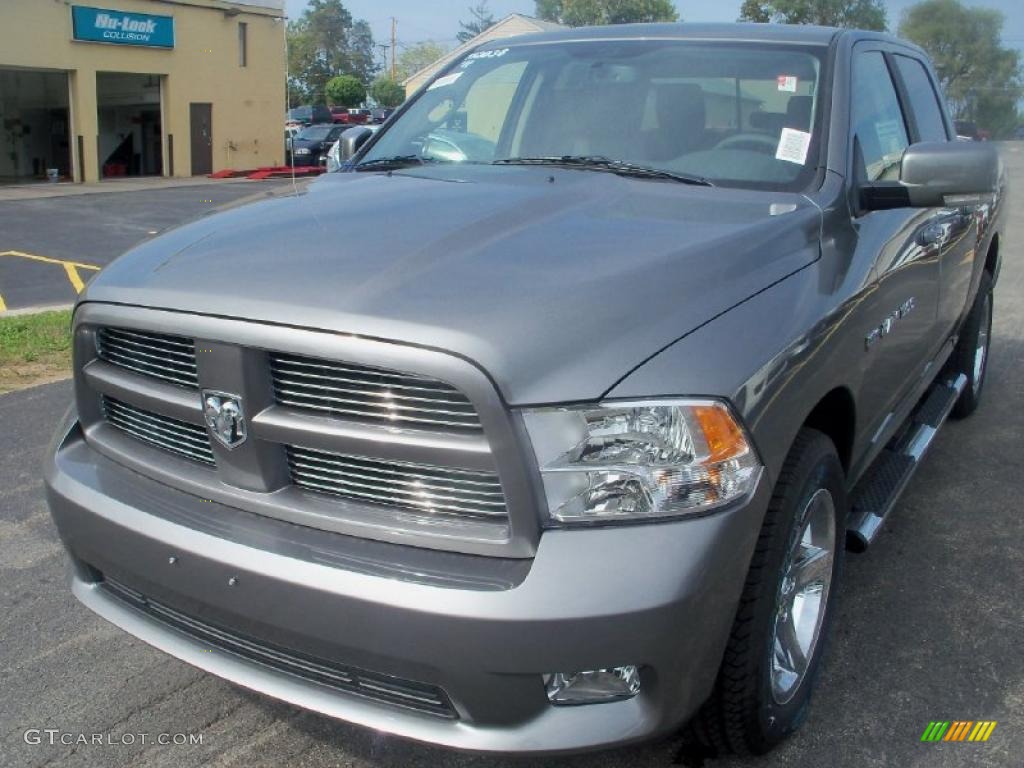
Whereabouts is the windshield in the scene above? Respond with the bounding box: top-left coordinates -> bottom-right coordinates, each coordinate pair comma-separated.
298,126 -> 334,141
360,40 -> 827,191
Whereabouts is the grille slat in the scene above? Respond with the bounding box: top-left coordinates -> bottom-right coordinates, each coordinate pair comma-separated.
99,335 -> 197,364
271,353 -> 482,432
100,350 -> 197,380
102,397 -> 215,465
103,327 -> 195,350
274,387 -> 478,417
290,456 -> 505,499
105,408 -> 212,451
290,474 -> 508,516
273,379 -> 478,409
101,579 -> 456,718
269,362 -> 469,396
97,328 -> 199,388
288,446 -> 508,520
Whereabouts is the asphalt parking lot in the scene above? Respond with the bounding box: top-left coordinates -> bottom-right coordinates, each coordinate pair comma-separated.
1,151 -> 1022,768
0,179 -> 293,311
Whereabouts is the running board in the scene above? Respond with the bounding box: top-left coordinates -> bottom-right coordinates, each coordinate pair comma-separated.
846,374 -> 967,552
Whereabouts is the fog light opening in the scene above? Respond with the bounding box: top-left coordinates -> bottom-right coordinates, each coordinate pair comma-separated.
544,666 -> 641,705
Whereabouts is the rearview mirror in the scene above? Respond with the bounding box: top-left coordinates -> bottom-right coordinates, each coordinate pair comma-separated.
339,126 -> 374,162
860,141 -> 1000,211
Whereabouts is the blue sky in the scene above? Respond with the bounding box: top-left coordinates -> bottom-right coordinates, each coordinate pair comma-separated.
283,1 -> 1024,59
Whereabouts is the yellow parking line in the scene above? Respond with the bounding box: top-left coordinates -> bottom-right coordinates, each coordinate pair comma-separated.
64,263 -> 86,294
0,249 -> 101,303
0,250 -> 101,271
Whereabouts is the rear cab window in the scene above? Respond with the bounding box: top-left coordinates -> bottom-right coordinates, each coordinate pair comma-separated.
892,55 -> 949,143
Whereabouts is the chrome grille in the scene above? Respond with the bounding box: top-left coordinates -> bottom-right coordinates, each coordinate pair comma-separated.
97,327 -> 198,388
100,577 -> 456,718
288,446 -> 507,520
270,353 -> 482,432
102,397 -> 214,465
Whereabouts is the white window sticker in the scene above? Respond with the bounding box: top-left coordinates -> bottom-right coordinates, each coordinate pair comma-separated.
466,48 -> 509,61
777,75 -> 798,93
775,128 -> 812,165
428,71 -> 463,91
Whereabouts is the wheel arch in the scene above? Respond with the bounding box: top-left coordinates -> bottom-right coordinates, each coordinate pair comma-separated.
984,231 -> 1000,282
800,387 -> 856,474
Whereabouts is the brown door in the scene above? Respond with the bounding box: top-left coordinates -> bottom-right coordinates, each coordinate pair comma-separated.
189,102 -> 213,175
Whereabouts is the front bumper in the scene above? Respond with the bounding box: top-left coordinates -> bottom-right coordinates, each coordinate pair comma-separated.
46,419 -> 769,754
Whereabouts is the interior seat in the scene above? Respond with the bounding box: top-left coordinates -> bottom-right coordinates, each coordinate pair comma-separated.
645,83 -> 707,162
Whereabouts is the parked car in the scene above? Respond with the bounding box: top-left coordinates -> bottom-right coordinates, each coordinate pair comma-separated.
331,107 -> 371,125
287,105 -> 332,126
288,123 -> 345,167
47,23 -> 1004,757
954,119 -> 981,141
284,125 -> 300,160
369,107 -> 395,124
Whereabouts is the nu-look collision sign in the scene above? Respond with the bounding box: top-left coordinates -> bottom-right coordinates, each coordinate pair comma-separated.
72,5 -> 175,48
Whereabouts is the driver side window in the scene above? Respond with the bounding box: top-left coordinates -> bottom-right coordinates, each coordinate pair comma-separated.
852,51 -> 910,182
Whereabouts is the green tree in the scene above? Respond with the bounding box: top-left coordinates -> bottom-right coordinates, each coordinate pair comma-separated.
370,77 -> 406,108
396,41 -> 450,82
536,0 -> 678,26
325,74 -> 367,107
287,0 -> 377,106
458,2 -> 497,43
738,0 -> 886,30
899,0 -> 1022,136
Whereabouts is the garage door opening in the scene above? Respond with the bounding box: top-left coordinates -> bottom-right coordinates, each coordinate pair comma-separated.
0,68 -> 71,184
96,72 -> 163,178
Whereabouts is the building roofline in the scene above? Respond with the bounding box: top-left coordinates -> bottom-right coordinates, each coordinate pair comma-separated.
401,14 -> 564,86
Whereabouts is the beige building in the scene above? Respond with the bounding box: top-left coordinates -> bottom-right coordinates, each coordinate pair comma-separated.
403,14 -> 564,97
0,0 -> 285,183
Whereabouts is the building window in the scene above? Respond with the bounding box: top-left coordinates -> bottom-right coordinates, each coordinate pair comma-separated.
238,22 -> 247,67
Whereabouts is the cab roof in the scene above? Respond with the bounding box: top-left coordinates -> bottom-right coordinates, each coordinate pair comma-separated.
477,22 -> 906,50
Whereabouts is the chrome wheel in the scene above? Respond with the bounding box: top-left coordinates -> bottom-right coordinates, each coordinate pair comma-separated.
972,292 -> 992,396
771,488 -> 835,705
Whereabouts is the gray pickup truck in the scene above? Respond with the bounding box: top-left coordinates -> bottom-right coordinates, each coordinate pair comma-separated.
46,23 -> 1003,756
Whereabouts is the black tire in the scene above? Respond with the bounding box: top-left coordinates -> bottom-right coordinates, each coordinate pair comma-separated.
686,428 -> 846,756
947,271 -> 994,419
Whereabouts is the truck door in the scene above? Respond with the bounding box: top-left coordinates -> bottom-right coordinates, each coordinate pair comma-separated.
890,53 -> 978,339
848,48 -> 942,447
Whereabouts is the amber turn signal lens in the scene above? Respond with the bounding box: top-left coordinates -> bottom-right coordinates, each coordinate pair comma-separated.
693,404 -> 749,463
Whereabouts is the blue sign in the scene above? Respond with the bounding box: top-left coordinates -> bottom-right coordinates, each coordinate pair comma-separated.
72,6 -> 175,49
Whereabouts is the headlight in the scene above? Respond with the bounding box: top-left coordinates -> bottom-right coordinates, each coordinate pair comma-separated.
294,147 -> 311,155
522,400 -> 761,525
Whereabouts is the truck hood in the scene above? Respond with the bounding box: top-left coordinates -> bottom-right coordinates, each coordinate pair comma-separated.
82,165 -> 821,404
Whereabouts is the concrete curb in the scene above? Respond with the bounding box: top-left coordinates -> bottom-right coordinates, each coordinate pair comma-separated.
0,303 -> 74,318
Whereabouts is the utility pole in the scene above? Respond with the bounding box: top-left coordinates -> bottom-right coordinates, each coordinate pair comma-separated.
376,43 -> 390,76
390,17 -> 397,81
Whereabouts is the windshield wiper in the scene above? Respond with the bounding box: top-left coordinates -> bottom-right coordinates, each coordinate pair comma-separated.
493,156 -> 714,187
355,155 -> 442,171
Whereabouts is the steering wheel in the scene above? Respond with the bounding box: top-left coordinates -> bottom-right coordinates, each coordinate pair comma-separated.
713,133 -> 780,155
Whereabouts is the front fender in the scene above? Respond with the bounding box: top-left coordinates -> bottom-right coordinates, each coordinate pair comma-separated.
604,264 -> 860,488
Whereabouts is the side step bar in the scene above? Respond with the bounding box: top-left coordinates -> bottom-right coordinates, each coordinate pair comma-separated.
846,374 -> 967,552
